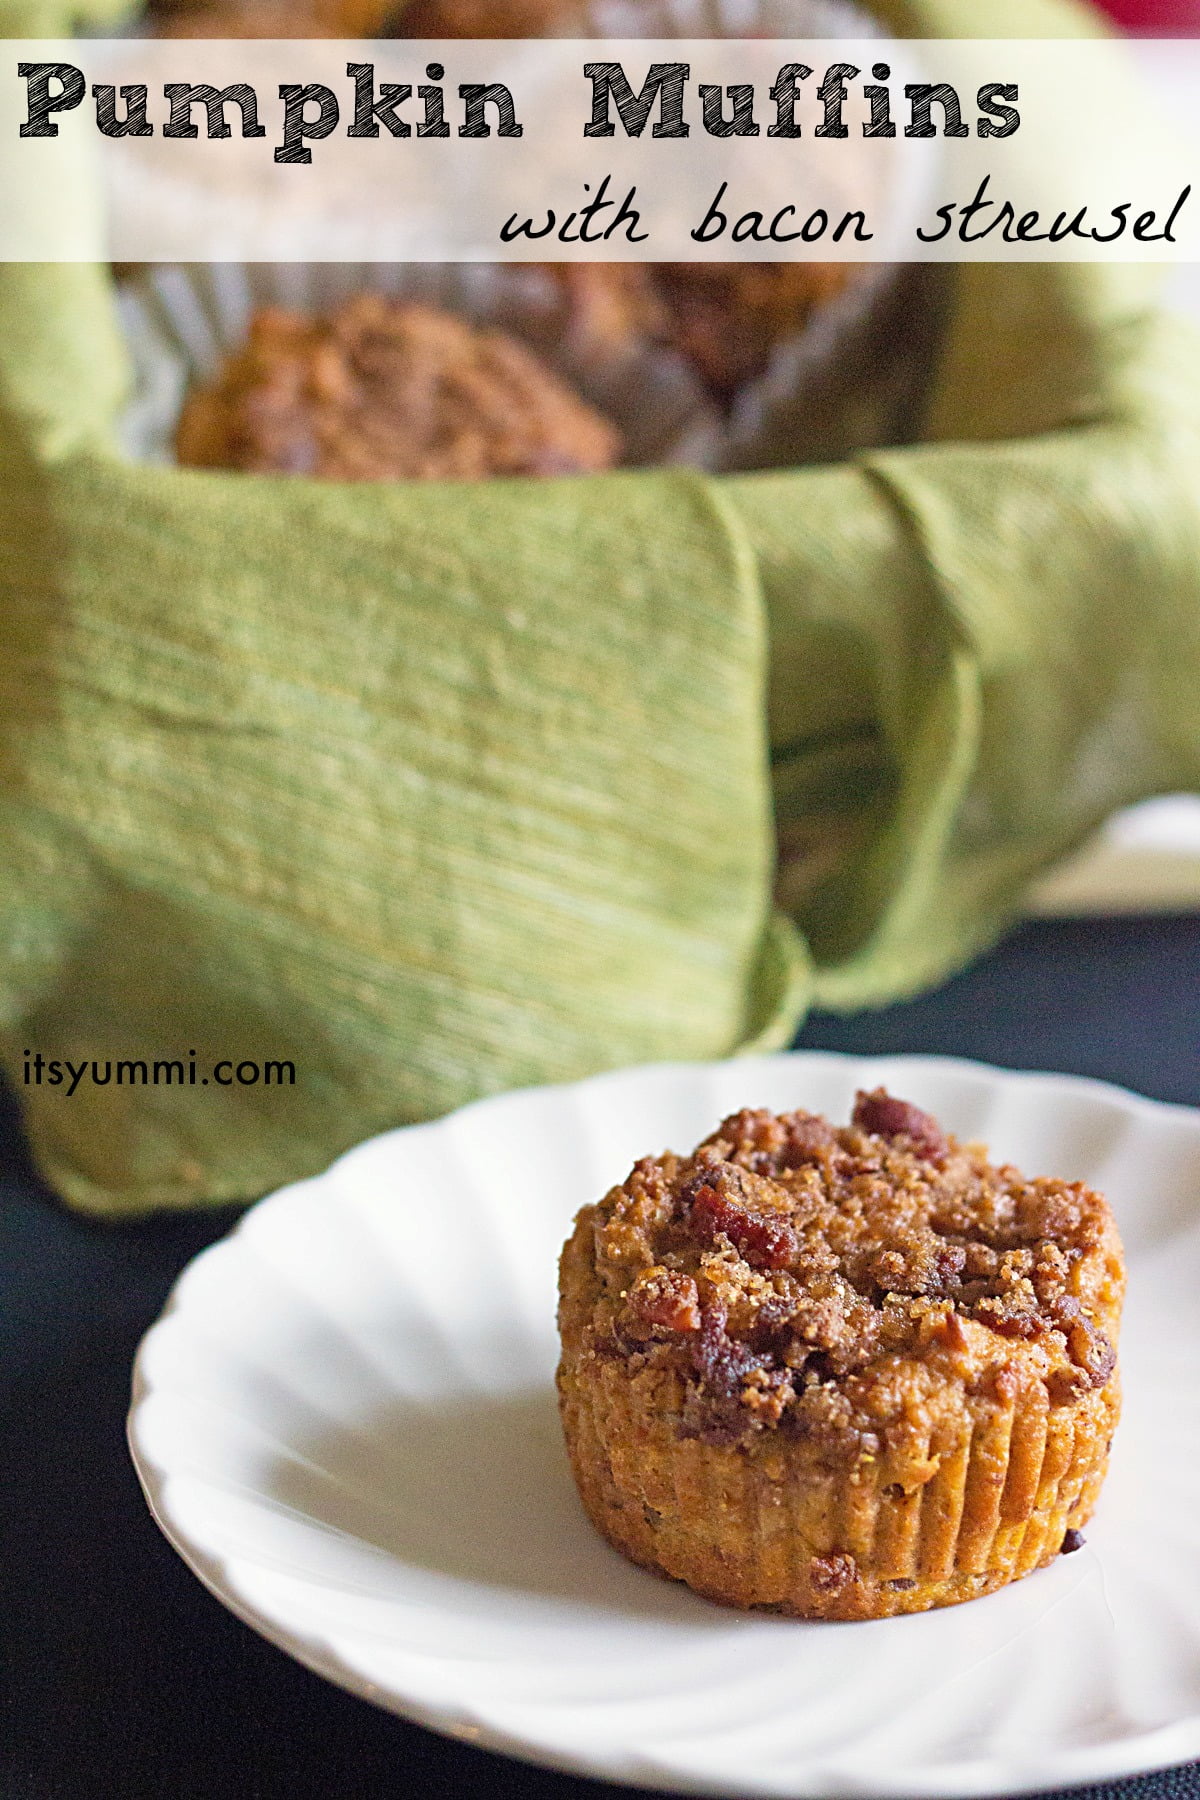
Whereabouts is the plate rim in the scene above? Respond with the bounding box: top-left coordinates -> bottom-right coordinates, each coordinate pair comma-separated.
127,1049 -> 1200,1799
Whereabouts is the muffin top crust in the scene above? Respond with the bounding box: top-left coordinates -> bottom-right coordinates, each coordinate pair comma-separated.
175,295 -> 622,483
569,1092 -> 1125,1454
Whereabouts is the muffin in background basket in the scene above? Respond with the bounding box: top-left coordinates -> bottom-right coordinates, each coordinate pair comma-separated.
557,1090 -> 1125,1620
521,263 -> 858,407
388,0 -> 867,404
149,0 -> 396,35
649,263 -> 855,404
386,0 -> 587,32
174,293 -> 622,480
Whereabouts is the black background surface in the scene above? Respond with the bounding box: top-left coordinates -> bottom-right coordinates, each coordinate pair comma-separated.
2,915 -> 1198,1800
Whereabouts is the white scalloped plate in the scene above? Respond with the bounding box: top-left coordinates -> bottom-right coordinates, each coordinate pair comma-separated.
128,1053 -> 1200,1796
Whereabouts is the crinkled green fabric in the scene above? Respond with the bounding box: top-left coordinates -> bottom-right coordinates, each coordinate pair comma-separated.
1,0 -> 1198,1215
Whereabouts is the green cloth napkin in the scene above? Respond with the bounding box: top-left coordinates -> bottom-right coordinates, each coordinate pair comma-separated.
1,0 -> 1198,1216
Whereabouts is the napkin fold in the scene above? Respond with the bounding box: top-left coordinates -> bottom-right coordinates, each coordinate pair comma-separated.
1,0 -> 1198,1215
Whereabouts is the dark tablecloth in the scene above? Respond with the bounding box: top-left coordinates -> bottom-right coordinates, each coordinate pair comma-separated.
3,914 -> 1199,1800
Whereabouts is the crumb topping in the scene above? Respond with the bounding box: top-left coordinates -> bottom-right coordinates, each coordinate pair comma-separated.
577,1091 -> 1124,1450
175,295 -> 621,482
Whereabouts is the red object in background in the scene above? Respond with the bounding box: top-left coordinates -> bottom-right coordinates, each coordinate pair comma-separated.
1092,0 -> 1200,29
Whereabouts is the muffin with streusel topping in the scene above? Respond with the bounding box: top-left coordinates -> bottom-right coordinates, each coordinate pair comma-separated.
556,1091 -> 1125,1620
175,295 -> 621,482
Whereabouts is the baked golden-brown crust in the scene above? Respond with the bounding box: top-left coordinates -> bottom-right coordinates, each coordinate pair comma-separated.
174,294 -> 621,481
557,1091 -> 1125,1619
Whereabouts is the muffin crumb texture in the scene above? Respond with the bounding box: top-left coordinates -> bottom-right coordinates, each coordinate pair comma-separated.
556,1090 -> 1125,1619
175,295 -> 622,482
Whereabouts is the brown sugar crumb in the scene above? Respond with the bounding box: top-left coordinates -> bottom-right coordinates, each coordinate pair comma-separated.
175,296 -> 621,482
579,1092 -> 1124,1451
625,1268 -> 701,1338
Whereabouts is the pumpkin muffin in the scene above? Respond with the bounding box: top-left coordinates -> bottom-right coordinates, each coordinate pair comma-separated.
150,0 -> 395,34
175,293 -> 621,480
557,1090 -> 1125,1620
518,262 -> 855,405
377,0 -> 861,399
385,0 -> 587,32
650,262 -> 855,403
